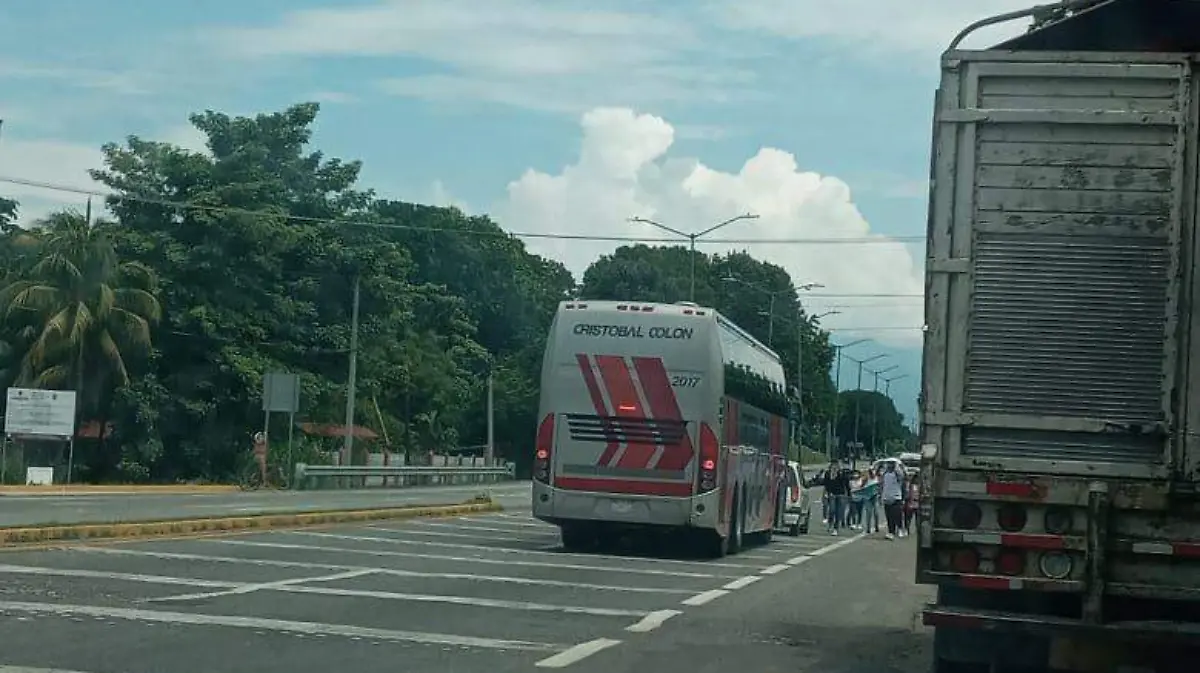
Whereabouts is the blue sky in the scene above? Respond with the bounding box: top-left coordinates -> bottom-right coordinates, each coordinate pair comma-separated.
0,0 -> 1036,424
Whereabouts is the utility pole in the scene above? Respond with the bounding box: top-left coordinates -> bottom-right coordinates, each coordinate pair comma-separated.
829,338 -> 867,459
847,353 -> 886,460
870,365 -> 898,456
630,214 -> 759,301
342,275 -> 361,465
485,365 -> 495,463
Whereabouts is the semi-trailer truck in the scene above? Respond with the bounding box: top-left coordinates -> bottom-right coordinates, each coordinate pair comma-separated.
917,2 -> 1200,671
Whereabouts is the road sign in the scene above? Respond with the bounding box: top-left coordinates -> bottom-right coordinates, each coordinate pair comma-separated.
262,372 -> 300,413
4,388 -> 77,439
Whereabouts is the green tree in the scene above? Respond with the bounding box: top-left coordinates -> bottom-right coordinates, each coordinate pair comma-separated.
0,210 -> 161,397
832,389 -> 909,460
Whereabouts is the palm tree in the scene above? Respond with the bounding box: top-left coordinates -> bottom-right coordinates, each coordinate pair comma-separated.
0,209 -> 161,411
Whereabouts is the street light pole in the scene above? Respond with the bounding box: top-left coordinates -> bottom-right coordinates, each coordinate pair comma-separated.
630,214 -> 759,301
829,338 -> 867,458
870,365 -> 899,456
846,353 -> 887,459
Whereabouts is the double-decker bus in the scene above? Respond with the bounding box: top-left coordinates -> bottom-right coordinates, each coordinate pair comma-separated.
531,299 -> 790,557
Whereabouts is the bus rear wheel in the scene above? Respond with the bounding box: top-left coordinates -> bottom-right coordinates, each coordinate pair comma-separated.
560,524 -> 593,552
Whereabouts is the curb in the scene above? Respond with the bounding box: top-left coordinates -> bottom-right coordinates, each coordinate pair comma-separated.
0,485 -> 240,495
0,499 -> 502,547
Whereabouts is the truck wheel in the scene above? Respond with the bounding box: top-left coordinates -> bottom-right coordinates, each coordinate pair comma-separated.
799,511 -> 810,534
788,521 -> 800,536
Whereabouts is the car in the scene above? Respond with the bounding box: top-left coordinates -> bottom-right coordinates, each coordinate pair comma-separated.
778,460 -> 811,536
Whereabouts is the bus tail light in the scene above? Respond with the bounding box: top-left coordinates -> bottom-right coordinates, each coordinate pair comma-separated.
697,422 -> 719,494
534,414 -> 554,484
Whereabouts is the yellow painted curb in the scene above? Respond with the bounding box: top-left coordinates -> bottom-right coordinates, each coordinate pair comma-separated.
0,484 -> 239,494
0,499 -> 502,546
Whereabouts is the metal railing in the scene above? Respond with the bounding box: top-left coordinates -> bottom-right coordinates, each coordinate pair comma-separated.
292,463 -> 517,490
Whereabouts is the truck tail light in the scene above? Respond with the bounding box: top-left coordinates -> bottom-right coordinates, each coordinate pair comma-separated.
1038,552 -> 1073,580
951,501 -> 983,529
697,422 -> 719,494
1044,507 -> 1073,535
997,503 -> 1027,532
534,414 -> 554,484
951,548 -> 981,574
996,549 -> 1025,576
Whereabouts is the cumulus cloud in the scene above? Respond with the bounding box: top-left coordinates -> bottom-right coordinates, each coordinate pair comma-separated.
494,107 -> 925,348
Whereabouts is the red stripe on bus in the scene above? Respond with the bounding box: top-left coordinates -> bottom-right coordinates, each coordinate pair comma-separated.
632,356 -> 694,471
576,354 -> 620,466
596,355 -> 657,470
555,476 -> 692,497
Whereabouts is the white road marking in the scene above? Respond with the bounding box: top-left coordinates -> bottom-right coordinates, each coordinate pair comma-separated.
400,521 -> 557,536
0,600 -> 556,652
0,563 -> 238,588
681,589 -> 728,606
74,547 -> 694,594
295,530 -> 762,570
536,638 -> 622,668
466,516 -> 556,529
722,576 -> 761,590
625,609 -> 681,633
359,526 -> 550,545
267,584 -> 646,618
0,667 -> 98,673
147,569 -> 375,602
759,564 -> 789,575
210,539 -> 734,578
809,533 -> 865,556
786,555 -> 813,566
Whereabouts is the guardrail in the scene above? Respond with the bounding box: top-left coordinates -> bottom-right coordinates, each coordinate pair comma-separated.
292,463 -> 517,491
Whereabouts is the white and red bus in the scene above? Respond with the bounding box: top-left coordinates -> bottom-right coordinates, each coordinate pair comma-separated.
531,299 -> 791,557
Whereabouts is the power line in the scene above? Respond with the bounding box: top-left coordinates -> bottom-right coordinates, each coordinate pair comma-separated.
807,293 -> 925,298
0,174 -> 927,245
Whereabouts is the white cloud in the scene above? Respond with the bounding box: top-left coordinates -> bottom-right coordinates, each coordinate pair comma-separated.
0,138 -> 106,226
210,0 -> 754,115
493,107 -> 925,348
710,0 -> 1049,57
0,122 -> 214,227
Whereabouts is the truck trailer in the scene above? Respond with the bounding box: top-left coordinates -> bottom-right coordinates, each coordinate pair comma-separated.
917,1 -> 1200,671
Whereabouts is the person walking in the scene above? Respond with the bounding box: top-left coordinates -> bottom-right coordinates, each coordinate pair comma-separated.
823,462 -> 851,536
848,471 -> 865,530
880,461 -> 905,540
902,476 -> 919,538
861,468 -> 881,534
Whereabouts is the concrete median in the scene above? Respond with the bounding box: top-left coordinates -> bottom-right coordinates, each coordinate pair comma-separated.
0,496 -> 501,547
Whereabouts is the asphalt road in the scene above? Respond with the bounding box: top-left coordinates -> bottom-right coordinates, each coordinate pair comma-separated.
0,481 -> 533,527
0,497 -> 933,673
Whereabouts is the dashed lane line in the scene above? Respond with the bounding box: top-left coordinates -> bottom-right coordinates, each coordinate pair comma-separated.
624,609 -> 681,633
536,638 -> 623,668
681,589 -> 728,606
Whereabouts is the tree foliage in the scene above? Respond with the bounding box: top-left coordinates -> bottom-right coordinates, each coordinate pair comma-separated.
831,390 -> 911,460
0,101 -> 865,483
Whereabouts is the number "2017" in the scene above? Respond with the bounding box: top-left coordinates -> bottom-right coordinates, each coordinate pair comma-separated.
670,375 -> 701,388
